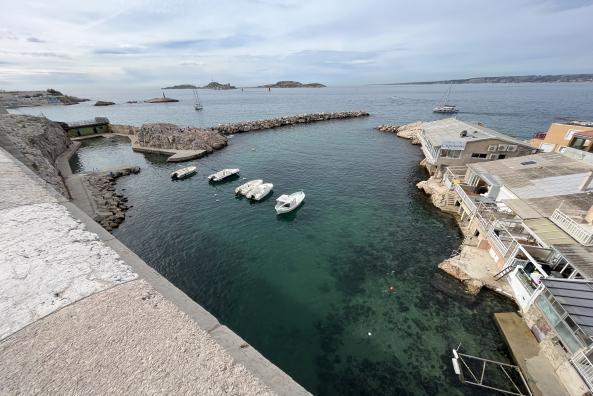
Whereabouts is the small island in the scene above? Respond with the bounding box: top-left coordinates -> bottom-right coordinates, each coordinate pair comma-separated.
200,82 -> 236,90
258,81 -> 326,88
161,84 -> 198,89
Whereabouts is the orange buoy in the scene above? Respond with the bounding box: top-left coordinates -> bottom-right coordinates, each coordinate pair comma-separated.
388,286 -> 396,293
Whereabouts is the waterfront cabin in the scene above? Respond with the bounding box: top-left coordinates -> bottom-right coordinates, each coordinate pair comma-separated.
62,117 -> 110,137
530,122 -> 593,155
416,118 -> 536,176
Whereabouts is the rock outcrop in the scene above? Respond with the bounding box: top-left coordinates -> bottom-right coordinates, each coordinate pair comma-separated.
94,101 -> 115,106
110,124 -> 140,135
83,167 -> 140,231
136,124 -> 227,153
144,96 -> 179,103
375,121 -> 423,145
0,114 -> 71,196
0,89 -> 88,108
439,259 -> 484,295
214,111 -> 369,135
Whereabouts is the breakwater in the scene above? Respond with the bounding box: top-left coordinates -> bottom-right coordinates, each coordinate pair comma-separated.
214,111 -> 369,135
375,122 -> 422,145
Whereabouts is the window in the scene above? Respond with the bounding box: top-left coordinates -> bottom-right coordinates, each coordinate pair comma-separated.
471,153 -> 487,158
498,154 -> 506,159
441,149 -> 462,158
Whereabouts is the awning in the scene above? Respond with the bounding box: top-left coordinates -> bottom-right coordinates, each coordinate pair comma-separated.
524,218 -> 576,246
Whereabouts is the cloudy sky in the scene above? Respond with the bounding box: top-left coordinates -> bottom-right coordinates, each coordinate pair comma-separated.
1,0 -> 592,89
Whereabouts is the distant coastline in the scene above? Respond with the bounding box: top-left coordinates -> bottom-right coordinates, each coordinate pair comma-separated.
385,73 -> 593,85
163,82 -> 236,90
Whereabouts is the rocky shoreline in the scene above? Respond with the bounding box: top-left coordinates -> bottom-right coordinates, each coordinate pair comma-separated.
214,111 -> 369,135
83,167 -> 140,231
0,89 -> 88,109
375,122 -> 422,145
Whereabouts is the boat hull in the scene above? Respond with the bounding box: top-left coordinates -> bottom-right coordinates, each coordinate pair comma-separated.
275,191 -> 305,214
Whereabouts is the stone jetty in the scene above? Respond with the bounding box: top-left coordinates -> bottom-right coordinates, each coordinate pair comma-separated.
83,166 -> 140,231
214,111 -> 369,135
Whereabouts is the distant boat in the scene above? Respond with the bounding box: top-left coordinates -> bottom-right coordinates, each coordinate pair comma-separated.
433,83 -> 459,113
235,179 -> 263,195
275,191 -> 305,214
193,88 -> 203,110
208,168 -> 240,182
246,183 -> 273,201
171,166 -> 197,180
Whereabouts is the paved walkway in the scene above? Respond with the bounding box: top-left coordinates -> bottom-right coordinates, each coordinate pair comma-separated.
0,146 -> 309,395
495,312 -> 569,396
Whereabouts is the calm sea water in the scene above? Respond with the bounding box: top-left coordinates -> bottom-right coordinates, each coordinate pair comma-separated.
19,84 -> 593,394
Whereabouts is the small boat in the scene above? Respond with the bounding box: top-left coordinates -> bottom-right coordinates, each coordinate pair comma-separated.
208,168 -> 240,182
433,105 -> 458,114
246,183 -> 273,201
235,179 -> 263,195
275,191 -> 305,214
193,88 -> 203,110
171,166 -> 197,180
433,83 -> 459,113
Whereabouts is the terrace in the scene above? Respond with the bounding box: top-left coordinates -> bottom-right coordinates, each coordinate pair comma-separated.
551,206 -> 593,246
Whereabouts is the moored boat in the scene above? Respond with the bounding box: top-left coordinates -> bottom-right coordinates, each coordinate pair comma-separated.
246,183 -> 273,201
275,191 -> 305,214
235,179 -> 263,195
208,168 -> 240,182
171,166 -> 197,180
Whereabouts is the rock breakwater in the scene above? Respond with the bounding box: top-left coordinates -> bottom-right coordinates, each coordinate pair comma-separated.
84,166 -> 140,231
136,123 -> 227,152
214,111 -> 369,135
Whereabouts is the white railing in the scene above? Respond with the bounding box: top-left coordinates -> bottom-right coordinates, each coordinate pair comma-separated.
443,166 -> 467,189
550,208 -> 593,246
417,131 -> 439,164
572,350 -> 593,391
488,228 -> 511,257
454,184 -> 477,215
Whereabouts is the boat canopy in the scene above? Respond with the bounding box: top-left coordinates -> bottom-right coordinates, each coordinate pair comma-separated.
276,194 -> 292,203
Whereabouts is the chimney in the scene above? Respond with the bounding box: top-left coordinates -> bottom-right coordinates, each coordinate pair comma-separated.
580,171 -> 593,191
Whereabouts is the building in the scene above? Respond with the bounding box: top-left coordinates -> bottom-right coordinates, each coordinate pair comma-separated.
416,118 -> 536,175
61,117 -> 110,137
442,152 -> 593,393
530,122 -> 593,154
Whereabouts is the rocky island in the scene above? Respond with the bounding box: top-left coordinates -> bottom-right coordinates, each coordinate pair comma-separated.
161,84 -> 198,89
258,80 -> 326,88
0,89 -> 89,109
199,82 -> 236,90
144,94 -> 180,103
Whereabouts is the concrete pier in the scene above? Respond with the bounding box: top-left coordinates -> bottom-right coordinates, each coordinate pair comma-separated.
494,312 -> 569,396
0,144 -> 309,394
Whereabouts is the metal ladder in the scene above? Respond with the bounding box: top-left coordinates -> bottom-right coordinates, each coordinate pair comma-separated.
494,264 -> 516,280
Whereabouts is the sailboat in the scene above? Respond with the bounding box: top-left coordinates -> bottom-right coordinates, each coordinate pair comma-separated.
193,88 -> 203,111
433,83 -> 459,113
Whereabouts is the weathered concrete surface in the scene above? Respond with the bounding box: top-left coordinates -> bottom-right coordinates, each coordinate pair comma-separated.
0,280 -> 274,396
495,312 -> 569,396
0,144 -> 310,394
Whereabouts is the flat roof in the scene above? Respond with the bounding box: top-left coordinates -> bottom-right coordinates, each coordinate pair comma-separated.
542,278 -> 593,337
553,245 -> 593,280
468,152 -> 593,213
420,117 -> 530,147
574,130 -> 593,139
524,218 -> 576,246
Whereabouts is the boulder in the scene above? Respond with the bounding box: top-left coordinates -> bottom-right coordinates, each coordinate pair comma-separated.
94,101 -> 115,106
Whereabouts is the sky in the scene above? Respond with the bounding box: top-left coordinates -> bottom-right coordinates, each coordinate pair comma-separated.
1,0 -> 592,89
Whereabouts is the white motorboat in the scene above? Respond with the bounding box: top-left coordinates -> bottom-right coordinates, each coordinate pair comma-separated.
171,166 -> 197,180
275,191 -> 305,214
208,168 -> 240,182
235,179 -> 263,195
246,183 -> 273,201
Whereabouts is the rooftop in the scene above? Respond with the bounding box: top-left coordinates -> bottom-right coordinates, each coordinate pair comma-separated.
542,278 -> 593,338
420,117 -> 529,147
552,245 -> 593,280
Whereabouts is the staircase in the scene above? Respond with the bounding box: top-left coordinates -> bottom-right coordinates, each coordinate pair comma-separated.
494,264 -> 516,280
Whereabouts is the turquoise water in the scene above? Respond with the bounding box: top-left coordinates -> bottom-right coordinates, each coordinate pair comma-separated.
52,84 -> 593,394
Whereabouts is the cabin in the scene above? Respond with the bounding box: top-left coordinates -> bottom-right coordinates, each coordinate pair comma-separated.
62,117 -> 110,137
416,118 -> 536,176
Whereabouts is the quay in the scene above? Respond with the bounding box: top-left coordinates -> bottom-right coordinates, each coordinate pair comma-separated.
0,113 -> 309,394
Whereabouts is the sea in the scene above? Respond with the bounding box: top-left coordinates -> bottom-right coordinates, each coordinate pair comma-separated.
14,83 -> 593,395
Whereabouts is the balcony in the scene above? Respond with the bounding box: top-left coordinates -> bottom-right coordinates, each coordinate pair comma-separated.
417,130 -> 439,165
550,208 -> 593,246
443,166 -> 467,189
454,184 -> 478,215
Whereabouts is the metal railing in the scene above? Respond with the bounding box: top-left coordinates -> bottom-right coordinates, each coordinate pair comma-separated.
550,208 -> 593,246
443,166 -> 468,188
571,350 -> 593,391
454,184 -> 477,215
417,130 -> 439,164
